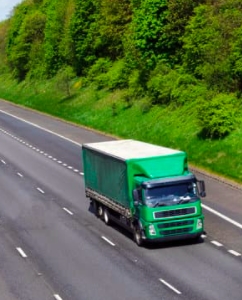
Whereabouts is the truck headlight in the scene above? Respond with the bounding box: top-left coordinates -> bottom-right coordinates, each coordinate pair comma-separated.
196,219 -> 203,230
148,224 -> 156,235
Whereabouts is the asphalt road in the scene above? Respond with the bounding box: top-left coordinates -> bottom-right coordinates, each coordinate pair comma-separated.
1,99 -> 242,300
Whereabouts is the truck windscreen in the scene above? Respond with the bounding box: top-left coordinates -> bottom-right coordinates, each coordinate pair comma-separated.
144,182 -> 198,207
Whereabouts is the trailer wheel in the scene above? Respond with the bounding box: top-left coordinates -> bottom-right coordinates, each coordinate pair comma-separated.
97,205 -> 104,218
103,209 -> 111,225
133,225 -> 143,247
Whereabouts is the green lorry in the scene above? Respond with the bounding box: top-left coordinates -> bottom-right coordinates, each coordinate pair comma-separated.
82,139 -> 206,246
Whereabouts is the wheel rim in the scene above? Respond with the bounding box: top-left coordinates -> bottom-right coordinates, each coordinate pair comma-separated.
98,205 -> 103,217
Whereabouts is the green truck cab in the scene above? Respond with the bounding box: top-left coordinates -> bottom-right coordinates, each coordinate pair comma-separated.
82,139 -> 206,246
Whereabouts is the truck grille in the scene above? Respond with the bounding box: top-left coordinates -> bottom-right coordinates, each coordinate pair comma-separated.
160,227 -> 193,236
154,207 -> 196,219
157,220 -> 194,229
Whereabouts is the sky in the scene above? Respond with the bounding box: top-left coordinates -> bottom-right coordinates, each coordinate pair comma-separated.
0,0 -> 23,22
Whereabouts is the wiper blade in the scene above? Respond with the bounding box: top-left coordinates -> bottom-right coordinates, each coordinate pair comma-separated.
153,202 -> 167,208
178,199 -> 190,204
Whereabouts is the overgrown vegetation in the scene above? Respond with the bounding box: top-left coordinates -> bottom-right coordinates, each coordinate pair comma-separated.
0,0 -> 242,182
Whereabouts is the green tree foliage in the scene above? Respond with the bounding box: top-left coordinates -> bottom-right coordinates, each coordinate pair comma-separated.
6,1 -> 46,80
6,1 -> 32,80
182,2 -> 242,92
70,0 -> 98,75
43,0 -> 66,76
147,62 -> 178,104
58,0 -> 75,68
197,93 -> 238,139
164,0 -> 205,64
95,0 -> 132,60
131,0 -> 169,69
0,21 -> 9,73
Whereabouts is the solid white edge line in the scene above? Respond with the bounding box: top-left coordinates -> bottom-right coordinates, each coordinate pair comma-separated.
54,295 -> 63,300
228,250 -> 241,256
16,247 -> 28,258
211,241 -> 223,247
159,279 -> 181,295
101,236 -> 115,246
63,207 -> 74,216
202,204 -> 242,229
0,109 -> 82,146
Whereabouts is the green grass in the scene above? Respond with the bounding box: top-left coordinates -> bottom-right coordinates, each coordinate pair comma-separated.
0,74 -> 242,183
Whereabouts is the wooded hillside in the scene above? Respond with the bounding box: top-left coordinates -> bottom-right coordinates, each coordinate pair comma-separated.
0,0 -> 242,139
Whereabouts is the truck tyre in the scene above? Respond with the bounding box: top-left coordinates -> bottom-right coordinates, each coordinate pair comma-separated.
103,209 -> 111,225
97,205 -> 104,218
133,225 -> 143,247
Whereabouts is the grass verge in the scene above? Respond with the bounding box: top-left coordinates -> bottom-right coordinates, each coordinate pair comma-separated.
0,74 -> 242,183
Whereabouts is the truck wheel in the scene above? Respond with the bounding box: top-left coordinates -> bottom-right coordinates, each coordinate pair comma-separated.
97,205 -> 104,218
103,209 -> 111,225
133,225 -> 143,247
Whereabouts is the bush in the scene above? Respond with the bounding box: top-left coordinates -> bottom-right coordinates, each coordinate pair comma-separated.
147,63 -> 178,104
86,58 -> 111,87
197,93 -> 238,139
87,59 -> 127,90
55,65 -> 75,97
138,97 -> 153,114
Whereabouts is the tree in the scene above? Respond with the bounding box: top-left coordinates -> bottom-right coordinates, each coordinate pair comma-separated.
182,2 -> 242,92
131,0 -> 169,69
70,0 -> 98,75
43,0 -> 66,76
94,0 -> 132,60
164,0 -> 205,64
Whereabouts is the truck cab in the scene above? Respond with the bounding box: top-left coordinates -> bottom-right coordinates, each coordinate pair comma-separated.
132,174 -> 205,245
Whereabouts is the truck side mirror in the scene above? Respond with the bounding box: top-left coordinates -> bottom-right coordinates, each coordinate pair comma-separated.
198,180 -> 206,197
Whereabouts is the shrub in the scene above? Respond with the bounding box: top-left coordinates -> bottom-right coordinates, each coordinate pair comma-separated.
171,73 -> 208,105
55,65 -> 75,97
197,93 -> 238,139
147,63 -> 178,104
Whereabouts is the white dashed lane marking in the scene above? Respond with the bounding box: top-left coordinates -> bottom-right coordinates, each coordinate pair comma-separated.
37,188 -> 45,194
211,241 -> 223,247
101,236 -> 115,247
16,247 -> 28,258
63,207 -> 74,216
159,279 -> 182,295
0,128 -> 82,177
54,294 -> 63,300
228,250 -> 241,257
